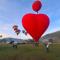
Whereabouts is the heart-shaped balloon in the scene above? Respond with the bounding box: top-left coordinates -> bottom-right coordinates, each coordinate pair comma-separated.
22,13 -> 50,42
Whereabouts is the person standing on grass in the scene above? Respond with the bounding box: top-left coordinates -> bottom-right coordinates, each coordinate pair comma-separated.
40,39 -> 50,52
9,41 -> 17,48
42,39 -> 50,52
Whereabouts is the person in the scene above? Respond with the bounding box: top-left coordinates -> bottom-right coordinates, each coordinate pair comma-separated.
46,43 -> 49,52
13,42 -> 18,48
13,43 -> 17,48
43,39 -> 49,52
9,41 -> 17,48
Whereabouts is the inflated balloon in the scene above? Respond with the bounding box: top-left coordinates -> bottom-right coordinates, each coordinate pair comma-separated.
22,13 -> 50,42
13,25 -> 20,35
15,29 -> 20,35
32,0 -> 42,12
22,30 -> 25,33
22,30 -> 27,35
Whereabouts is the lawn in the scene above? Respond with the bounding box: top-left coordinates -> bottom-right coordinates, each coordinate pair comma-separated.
0,43 -> 60,60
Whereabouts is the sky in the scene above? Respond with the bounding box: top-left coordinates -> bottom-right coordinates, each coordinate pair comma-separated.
0,0 -> 60,39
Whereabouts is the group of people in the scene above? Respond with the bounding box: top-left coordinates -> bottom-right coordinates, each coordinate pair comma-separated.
9,41 -> 18,48
9,39 -> 52,53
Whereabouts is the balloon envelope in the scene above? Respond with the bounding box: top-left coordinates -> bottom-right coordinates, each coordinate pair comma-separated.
32,0 -> 42,12
22,30 -> 25,33
22,13 -> 50,42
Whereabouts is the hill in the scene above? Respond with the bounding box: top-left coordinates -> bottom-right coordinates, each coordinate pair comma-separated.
41,31 -> 60,43
0,31 -> 60,43
0,38 -> 24,43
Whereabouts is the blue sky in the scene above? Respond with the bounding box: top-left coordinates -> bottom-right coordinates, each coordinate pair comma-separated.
0,0 -> 60,39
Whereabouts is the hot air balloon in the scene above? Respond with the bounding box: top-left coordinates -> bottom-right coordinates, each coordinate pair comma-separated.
13,25 -> 20,35
22,13 -> 50,42
32,0 -> 42,13
22,0 -> 50,43
22,0 -> 50,48
22,30 -> 25,33
15,29 -> 20,35
22,30 -> 27,35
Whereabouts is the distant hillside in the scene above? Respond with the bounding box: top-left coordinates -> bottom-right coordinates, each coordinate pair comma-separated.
0,31 -> 60,43
41,31 -> 60,43
0,38 -> 24,43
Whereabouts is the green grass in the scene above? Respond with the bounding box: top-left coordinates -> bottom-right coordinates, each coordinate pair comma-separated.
0,44 -> 60,60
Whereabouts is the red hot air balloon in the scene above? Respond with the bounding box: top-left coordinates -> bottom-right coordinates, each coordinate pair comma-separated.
32,0 -> 42,13
22,13 -> 50,42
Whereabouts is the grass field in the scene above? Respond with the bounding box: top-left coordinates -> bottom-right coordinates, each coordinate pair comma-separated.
0,43 -> 60,60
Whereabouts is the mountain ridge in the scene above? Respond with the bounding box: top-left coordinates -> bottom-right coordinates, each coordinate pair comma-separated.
41,31 -> 60,43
